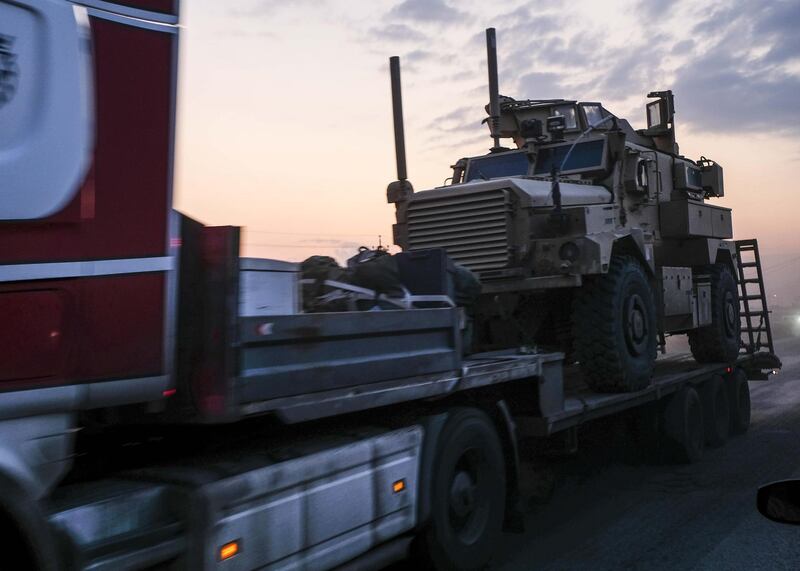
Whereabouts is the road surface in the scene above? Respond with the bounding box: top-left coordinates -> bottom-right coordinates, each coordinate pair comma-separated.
494,334 -> 800,570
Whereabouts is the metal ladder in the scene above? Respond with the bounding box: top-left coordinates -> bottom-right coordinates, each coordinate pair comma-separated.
735,239 -> 775,355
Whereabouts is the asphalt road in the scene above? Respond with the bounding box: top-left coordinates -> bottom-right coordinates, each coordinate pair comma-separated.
493,334 -> 800,571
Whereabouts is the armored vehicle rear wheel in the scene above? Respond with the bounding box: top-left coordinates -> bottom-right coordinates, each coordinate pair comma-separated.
572,255 -> 657,392
688,263 -> 740,363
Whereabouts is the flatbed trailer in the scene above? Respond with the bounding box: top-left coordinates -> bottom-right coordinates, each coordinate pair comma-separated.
525,352 -> 779,437
38,349 -> 779,571
0,3 -> 784,570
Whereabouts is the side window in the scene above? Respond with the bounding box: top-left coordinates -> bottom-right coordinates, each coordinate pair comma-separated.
0,0 -> 93,220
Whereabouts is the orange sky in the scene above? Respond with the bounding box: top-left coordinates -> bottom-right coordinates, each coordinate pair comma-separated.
174,0 -> 800,302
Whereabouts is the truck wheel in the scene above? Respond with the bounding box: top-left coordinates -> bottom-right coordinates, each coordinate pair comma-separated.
728,369 -> 751,434
663,387 -> 705,463
424,408 -> 505,571
572,255 -> 657,392
700,375 -> 730,447
0,481 -> 58,571
688,264 -> 740,363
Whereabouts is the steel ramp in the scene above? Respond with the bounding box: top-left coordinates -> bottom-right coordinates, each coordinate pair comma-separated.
735,239 -> 775,355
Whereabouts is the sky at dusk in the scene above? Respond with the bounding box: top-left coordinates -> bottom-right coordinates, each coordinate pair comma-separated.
173,0 -> 800,302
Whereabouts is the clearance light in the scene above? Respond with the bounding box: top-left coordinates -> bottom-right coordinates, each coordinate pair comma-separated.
219,540 -> 240,561
393,479 -> 406,493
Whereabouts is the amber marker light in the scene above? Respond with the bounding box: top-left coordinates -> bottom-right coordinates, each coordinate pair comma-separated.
393,479 -> 406,493
219,540 -> 240,561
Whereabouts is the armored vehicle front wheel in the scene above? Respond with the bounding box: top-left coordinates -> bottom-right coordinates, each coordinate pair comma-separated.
572,255 -> 657,392
688,263 -> 740,363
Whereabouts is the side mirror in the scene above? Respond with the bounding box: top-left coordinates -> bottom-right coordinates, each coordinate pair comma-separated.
757,480 -> 800,525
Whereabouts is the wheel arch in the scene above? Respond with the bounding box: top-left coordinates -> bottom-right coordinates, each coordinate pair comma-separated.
483,399 -> 523,532
610,231 -> 655,278
714,245 -> 738,279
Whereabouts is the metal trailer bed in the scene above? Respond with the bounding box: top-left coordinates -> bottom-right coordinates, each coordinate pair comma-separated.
240,345 -> 564,424
521,351 -> 781,437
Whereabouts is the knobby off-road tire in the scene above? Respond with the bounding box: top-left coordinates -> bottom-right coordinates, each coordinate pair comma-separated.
689,263 -> 741,363
424,408 -> 505,571
572,255 -> 657,393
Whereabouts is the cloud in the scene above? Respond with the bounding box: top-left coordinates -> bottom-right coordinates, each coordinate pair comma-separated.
405,49 -> 433,64
752,0 -> 800,65
382,0 -> 800,155
368,23 -> 427,43
388,0 -> 468,25
423,105 -> 484,142
671,0 -> 800,134
671,39 -> 694,55
673,52 -> 800,134
517,71 -> 566,99
477,0 -> 800,136
231,0 -> 324,15
636,0 -> 673,19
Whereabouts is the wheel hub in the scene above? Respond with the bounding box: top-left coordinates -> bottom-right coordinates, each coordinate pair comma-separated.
449,470 -> 476,518
724,291 -> 737,337
625,293 -> 649,356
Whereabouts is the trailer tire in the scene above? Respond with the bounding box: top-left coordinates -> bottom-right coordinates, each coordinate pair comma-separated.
663,387 -> 705,463
700,375 -> 730,447
424,408 -> 505,571
688,264 -> 740,363
728,369 -> 751,435
572,255 -> 656,393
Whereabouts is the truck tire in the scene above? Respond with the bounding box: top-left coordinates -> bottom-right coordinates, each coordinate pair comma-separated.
663,387 -> 705,463
572,255 -> 657,392
0,479 -> 58,571
700,375 -> 730,447
688,263 -> 740,363
728,369 -> 751,435
424,408 -> 505,571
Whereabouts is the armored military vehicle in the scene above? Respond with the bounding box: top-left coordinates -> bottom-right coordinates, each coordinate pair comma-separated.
387,29 -> 740,393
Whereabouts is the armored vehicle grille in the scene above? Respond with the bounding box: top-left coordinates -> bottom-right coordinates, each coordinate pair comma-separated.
407,189 -> 512,272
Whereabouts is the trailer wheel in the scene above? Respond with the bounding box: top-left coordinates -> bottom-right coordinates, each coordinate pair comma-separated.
688,264 -> 740,363
700,375 -> 730,447
424,408 -> 505,571
728,369 -> 751,434
663,387 -> 705,463
572,255 -> 657,392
